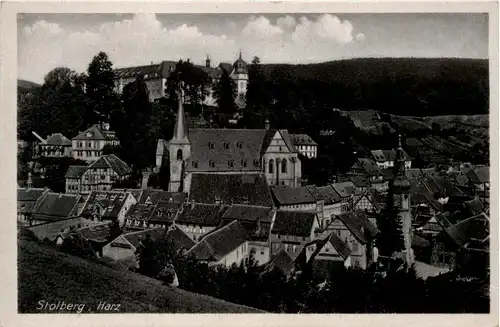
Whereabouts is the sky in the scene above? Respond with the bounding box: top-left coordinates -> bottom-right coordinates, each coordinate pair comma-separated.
18,13 -> 489,83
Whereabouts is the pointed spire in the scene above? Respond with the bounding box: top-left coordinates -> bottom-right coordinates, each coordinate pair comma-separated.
173,83 -> 188,142
239,51 -> 242,59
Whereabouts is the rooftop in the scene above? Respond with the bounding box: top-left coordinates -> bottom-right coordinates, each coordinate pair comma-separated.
271,211 -> 316,237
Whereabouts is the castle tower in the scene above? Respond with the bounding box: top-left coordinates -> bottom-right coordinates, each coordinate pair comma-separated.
168,84 -> 191,192
392,134 -> 414,265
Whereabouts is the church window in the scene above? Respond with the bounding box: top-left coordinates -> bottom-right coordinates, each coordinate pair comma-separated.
208,142 -> 215,149
281,159 -> 287,173
224,142 -> 230,149
253,159 -> 260,167
209,160 -> 215,168
228,160 -> 234,168
269,159 -> 274,174
241,160 -> 247,168
237,142 -> 243,149
192,161 -> 199,169
176,149 -> 183,160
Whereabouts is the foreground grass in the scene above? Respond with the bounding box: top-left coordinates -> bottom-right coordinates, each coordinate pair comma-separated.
18,239 -> 263,313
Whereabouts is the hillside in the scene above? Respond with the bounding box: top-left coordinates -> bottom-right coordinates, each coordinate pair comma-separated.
18,79 -> 41,92
260,58 -> 489,117
18,239 -> 263,313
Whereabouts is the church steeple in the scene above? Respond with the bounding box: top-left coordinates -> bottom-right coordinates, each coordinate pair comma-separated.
172,84 -> 189,142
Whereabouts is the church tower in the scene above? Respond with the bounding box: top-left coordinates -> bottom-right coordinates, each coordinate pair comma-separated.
168,86 -> 191,192
392,134 -> 414,265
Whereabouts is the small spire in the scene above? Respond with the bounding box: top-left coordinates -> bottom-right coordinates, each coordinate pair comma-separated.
173,82 -> 188,142
239,50 -> 242,59
398,133 -> 402,148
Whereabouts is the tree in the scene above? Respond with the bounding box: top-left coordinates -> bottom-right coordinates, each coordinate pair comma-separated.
86,51 -> 118,125
375,186 -> 405,258
242,56 -> 270,128
107,219 -> 123,242
213,68 -> 237,114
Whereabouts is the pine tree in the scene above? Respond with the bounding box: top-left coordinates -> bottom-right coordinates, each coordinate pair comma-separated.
86,51 -> 118,125
243,56 -> 270,128
376,185 -> 405,257
213,68 -> 237,114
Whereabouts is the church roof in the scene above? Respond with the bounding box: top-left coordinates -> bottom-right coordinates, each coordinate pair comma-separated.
232,53 -> 248,74
172,97 -> 189,142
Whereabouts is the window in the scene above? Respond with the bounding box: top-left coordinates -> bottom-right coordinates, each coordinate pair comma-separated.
269,159 -> 274,174
279,146 -> 282,152
88,141 -> 92,148
86,151 -> 91,157
228,160 -> 234,168
101,175 -> 105,180
352,240 -> 359,252
176,149 -> 183,160
241,160 -> 247,168
215,196 -> 221,204
208,142 -> 215,149
292,245 -> 297,252
223,142 -> 229,149
209,160 -> 215,168
237,142 -> 243,149
253,159 -> 260,167
192,161 -> 199,169
325,247 -> 329,253
260,250 -> 265,255
284,244 -> 289,250
277,234 -> 281,239
281,159 -> 287,173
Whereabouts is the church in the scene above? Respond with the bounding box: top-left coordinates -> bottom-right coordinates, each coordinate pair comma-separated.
158,92 -> 303,194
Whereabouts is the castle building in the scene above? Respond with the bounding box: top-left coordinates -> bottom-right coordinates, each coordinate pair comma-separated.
112,54 -> 249,106
392,134 -> 414,265
166,92 -> 302,193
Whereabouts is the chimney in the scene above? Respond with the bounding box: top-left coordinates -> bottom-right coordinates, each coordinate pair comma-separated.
141,169 -> 151,190
264,119 -> 270,130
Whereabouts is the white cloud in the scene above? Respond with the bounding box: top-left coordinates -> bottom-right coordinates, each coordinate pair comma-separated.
18,13 -> 365,83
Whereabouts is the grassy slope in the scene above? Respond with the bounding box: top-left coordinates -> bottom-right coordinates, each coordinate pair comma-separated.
18,239 -> 263,313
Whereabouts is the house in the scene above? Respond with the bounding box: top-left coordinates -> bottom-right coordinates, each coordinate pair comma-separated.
371,149 -> 411,169
56,222 -> 112,257
29,192 -> 84,226
319,210 -> 378,269
17,187 -> 50,226
220,204 -> 275,265
33,132 -> 72,158
166,96 -> 302,192
175,202 -> 228,241
113,54 -> 248,104
71,123 -> 120,163
102,227 -> 165,268
124,204 -> 157,230
271,186 -> 321,212
316,185 -> 344,223
185,220 -> 250,267
331,182 -> 357,212
189,174 -> 274,206
65,165 -> 88,194
430,213 -> 489,272
76,154 -> 132,193
269,211 -> 319,258
353,188 -> 384,213
300,232 -> 352,268
148,201 -> 183,229
266,249 -> 297,275
466,166 -> 489,204
290,134 -> 318,158
349,158 -> 389,192
80,191 -> 137,226
137,190 -> 187,205
28,217 -> 96,242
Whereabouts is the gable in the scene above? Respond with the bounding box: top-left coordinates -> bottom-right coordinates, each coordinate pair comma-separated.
264,131 -> 291,154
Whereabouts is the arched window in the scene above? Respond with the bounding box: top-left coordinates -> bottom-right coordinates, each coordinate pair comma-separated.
281,159 -> 287,173
269,159 -> 274,174
176,149 -> 183,160
208,142 -> 215,149
236,142 -> 243,149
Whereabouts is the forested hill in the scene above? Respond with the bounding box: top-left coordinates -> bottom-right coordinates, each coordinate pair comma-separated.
259,58 -> 489,117
18,79 -> 41,91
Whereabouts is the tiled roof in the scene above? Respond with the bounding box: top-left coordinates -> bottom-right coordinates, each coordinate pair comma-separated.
165,225 -> 196,250
112,188 -> 143,201
279,130 -> 298,153
32,193 -> 81,221
466,166 -> 489,184
76,222 -> 111,243
28,217 -> 95,241
316,185 -> 342,205
72,124 -> 118,141
271,186 -> 317,205
222,204 -> 273,222
189,173 -> 273,206
137,190 -> 187,205
121,227 -> 165,248
405,168 -> 424,181
114,63 -> 163,79
219,62 -> 233,73
148,201 -> 182,223
176,203 -> 227,226
17,188 -> 49,202
126,204 -> 156,221
412,234 -> 431,248
187,220 -> 248,261
326,232 -> 352,259
290,134 -> 317,146
65,165 -> 88,179
267,249 -> 296,273
44,133 -> 72,146
371,149 -> 410,162
350,176 -> 370,188
81,191 -> 131,219
88,154 -> 132,176
271,211 -> 316,237
444,214 -> 489,247
334,210 -> 378,244
331,181 -> 357,198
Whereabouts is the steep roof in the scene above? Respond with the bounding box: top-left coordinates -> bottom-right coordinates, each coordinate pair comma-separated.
76,222 -> 111,243
44,133 -> 72,146
17,188 -> 49,202
443,214 -> 489,247
114,63 -> 163,79
323,232 -> 351,259
271,211 -> 316,237
371,149 -> 410,162
81,191 -> 132,219
32,193 -> 81,221
222,204 -> 274,222
88,154 -> 132,176
137,190 -> 187,205
120,227 -> 165,249
148,201 -> 182,223
331,181 -> 357,198
334,210 -> 378,244
72,124 -> 118,141
172,97 -> 189,142
187,220 -> 248,261
267,249 -> 296,273
271,186 -> 317,205
65,165 -> 88,179
316,185 -> 342,205
27,217 -> 95,241
290,134 -> 317,146
466,166 -> 489,184
165,225 -> 196,250
176,203 -> 227,226
189,173 -> 273,206
126,204 -> 156,221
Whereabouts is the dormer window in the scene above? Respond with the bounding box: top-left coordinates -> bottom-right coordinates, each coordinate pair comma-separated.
241,160 -> 247,168
223,142 -> 230,150
228,160 -> 234,168
86,131 -> 93,138
253,159 -> 260,167
209,160 -> 215,168
208,142 -> 215,150
236,142 -> 243,149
